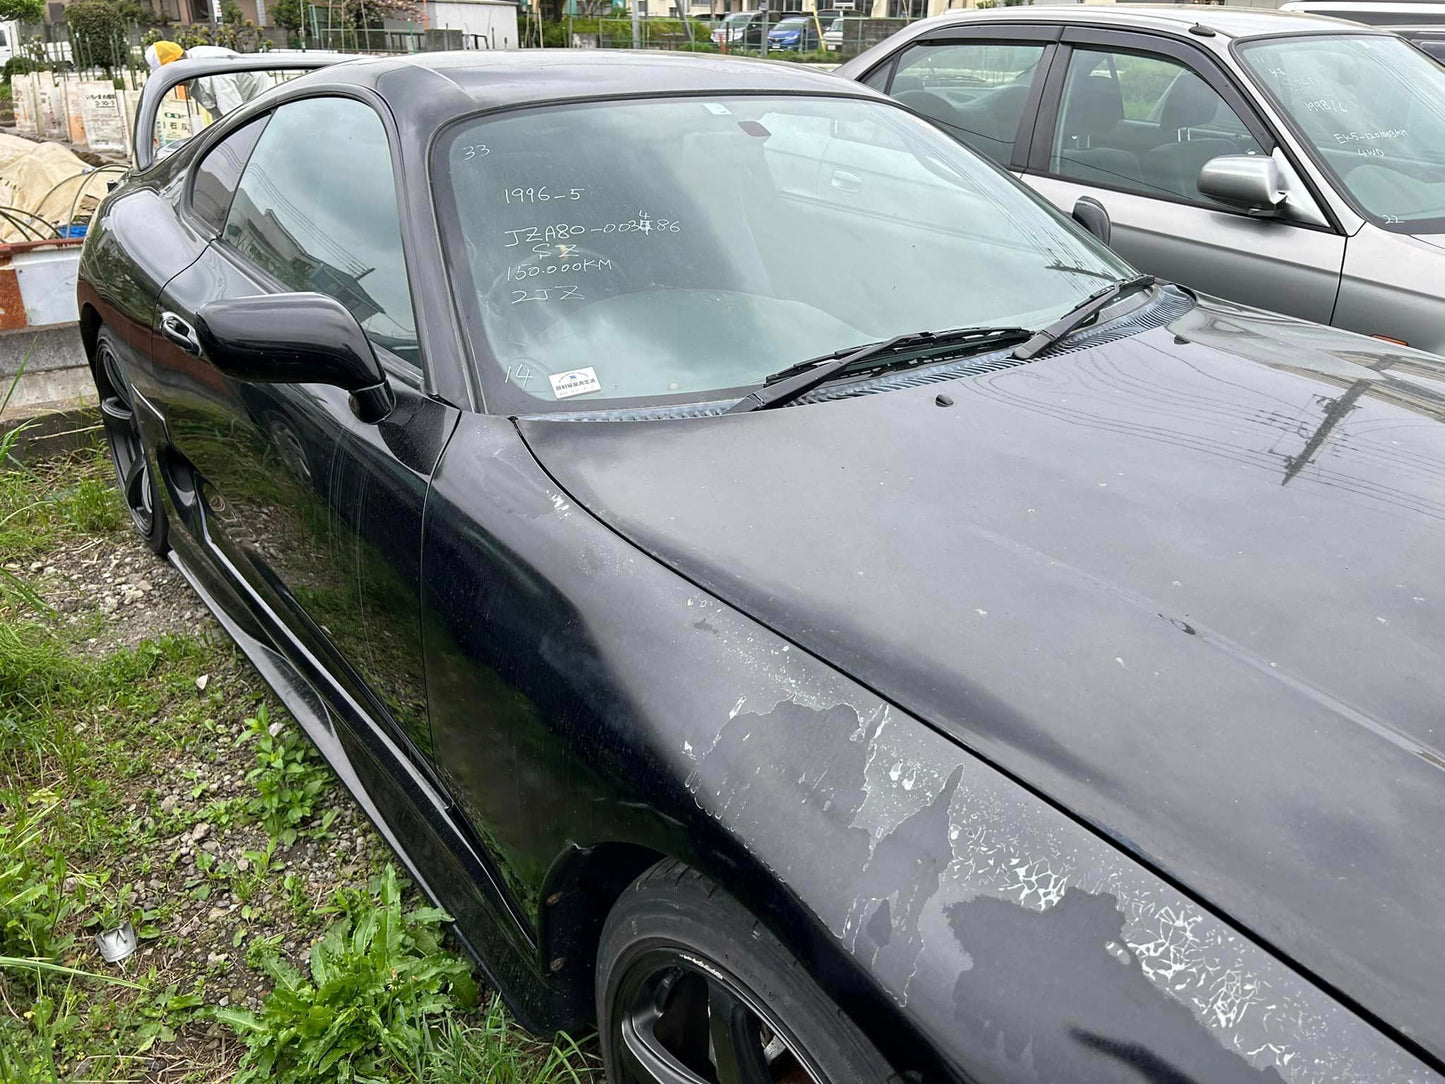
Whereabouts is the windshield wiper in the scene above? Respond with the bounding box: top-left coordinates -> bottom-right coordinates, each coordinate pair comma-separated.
1012,274 -> 1156,362
727,325 -> 1033,414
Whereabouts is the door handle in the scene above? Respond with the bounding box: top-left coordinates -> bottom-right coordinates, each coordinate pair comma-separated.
159,311 -> 201,356
830,168 -> 862,194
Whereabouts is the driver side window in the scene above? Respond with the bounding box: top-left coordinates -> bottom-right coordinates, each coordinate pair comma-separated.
890,41 -> 1047,164
1050,48 -> 1266,207
222,96 -> 420,369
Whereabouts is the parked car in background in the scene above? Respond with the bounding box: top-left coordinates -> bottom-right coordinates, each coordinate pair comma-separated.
824,15 -> 846,50
768,14 -> 823,50
1278,0 -> 1445,25
82,47 -> 1445,1084
838,6 -> 1445,353
1398,25 -> 1445,57
711,10 -> 760,47
1277,0 -> 1445,59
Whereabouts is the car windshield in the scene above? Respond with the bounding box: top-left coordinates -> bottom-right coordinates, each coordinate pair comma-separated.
434,94 -> 1133,411
775,18 -> 807,29
722,13 -> 750,24
1237,34 -> 1445,231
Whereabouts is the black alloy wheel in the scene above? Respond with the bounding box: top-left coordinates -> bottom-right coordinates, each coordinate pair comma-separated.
614,949 -> 819,1084
598,861 -> 898,1084
94,329 -> 168,555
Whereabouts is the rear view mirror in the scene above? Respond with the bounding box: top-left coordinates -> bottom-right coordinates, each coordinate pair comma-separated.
1197,155 -> 1287,216
1072,196 -> 1111,246
195,293 -> 396,423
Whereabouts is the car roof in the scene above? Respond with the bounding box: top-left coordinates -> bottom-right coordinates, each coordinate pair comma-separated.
310,49 -> 868,110
898,2 -> 1391,38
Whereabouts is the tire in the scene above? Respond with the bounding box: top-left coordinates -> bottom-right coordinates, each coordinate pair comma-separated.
597,859 -> 899,1084
93,327 -> 168,556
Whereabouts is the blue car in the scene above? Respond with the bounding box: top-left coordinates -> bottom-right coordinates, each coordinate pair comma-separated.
767,15 -> 820,49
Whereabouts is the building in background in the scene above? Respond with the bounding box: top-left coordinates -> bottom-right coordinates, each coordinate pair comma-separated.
420,0 -> 519,45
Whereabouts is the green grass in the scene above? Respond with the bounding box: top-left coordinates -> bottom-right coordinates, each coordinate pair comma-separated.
0,441 -> 127,567
0,417 -> 598,1081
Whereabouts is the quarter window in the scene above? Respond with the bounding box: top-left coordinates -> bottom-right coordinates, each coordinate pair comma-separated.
191,116 -> 267,236
890,41 -> 1046,163
1050,48 -> 1266,206
222,96 -> 420,366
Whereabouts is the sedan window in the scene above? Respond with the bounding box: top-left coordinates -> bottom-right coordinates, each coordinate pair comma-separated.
1238,34 -> 1445,231
1050,48 -> 1266,205
221,96 -> 420,367
434,95 -> 1133,412
890,41 -> 1047,163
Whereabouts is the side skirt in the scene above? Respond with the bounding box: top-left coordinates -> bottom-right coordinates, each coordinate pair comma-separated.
166,546 -> 573,1032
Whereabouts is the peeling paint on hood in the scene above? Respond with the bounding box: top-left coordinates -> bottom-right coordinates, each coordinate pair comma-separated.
683,685 -> 1434,1083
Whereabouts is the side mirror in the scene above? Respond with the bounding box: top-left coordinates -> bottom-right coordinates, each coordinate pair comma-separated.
1072,196 -> 1111,246
195,293 -> 396,423
1197,155 -> 1286,216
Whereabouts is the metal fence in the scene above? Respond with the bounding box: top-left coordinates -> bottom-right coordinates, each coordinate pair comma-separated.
1,18 -> 493,79
306,26 -> 494,52
593,17 -> 715,48
567,13 -> 915,57
3,9 -> 930,75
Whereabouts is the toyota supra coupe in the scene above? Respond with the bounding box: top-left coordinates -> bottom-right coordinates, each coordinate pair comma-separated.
77,49 -> 1445,1084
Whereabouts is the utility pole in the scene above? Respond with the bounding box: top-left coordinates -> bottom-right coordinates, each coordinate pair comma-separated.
631,0 -> 641,48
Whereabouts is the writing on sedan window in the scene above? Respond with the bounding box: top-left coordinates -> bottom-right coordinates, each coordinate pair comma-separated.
1333,128 -> 1407,145
504,185 -> 587,203
505,249 -> 615,280
487,173 -> 687,306
512,284 -> 584,304
502,215 -> 683,247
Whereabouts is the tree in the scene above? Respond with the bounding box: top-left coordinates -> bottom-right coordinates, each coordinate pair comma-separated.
62,0 -> 129,72
270,0 -> 306,31
0,0 -> 44,22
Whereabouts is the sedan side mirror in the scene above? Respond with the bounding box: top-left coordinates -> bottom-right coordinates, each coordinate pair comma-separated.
1072,196 -> 1111,246
1197,155 -> 1287,216
195,293 -> 396,423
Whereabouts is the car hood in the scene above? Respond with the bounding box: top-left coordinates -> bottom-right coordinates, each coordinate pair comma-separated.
1412,230 -> 1445,253
518,293 -> 1445,1061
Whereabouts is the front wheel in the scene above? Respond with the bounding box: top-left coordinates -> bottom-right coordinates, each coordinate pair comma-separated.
93,328 -> 167,555
597,860 -> 898,1084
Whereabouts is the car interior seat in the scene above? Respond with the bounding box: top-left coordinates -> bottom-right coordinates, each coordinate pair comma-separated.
894,89 -> 967,135
1140,71 -> 1245,200
1056,72 -> 1144,188
945,83 -> 1033,163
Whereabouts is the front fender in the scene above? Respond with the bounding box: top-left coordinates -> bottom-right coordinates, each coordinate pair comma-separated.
422,413 -> 1432,1083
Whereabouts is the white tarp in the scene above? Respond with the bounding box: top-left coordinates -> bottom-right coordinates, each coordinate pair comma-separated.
0,140 -> 102,242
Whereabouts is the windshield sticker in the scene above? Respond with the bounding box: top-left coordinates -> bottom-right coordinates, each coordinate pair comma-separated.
549,367 -> 603,399
703,102 -> 732,115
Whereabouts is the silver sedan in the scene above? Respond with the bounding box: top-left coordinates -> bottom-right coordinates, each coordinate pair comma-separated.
837,6 -> 1445,354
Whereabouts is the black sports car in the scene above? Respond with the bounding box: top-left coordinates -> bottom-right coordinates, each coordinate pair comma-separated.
79,50 -> 1445,1084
